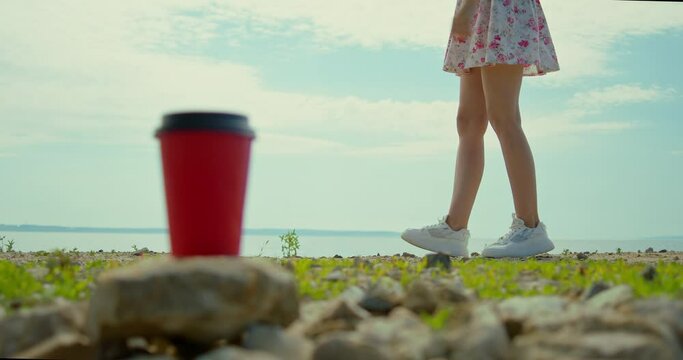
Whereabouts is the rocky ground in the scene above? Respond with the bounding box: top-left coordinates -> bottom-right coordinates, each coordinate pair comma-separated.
0,250 -> 681,359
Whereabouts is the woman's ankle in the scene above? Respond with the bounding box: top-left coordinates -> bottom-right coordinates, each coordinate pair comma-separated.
446,215 -> 468,231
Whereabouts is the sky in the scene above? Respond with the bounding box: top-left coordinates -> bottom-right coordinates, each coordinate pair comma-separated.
0,0 -> 682,241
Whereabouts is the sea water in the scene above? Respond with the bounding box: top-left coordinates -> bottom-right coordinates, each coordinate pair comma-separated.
2,231 -> 681,257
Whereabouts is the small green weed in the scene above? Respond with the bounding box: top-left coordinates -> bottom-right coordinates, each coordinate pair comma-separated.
280,230 -> 300,258
258,238 -> 271,257
0,235 -> 16,252
420,307 -> 453,330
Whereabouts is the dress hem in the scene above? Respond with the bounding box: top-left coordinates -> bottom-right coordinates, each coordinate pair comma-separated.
443,62 -> 560,77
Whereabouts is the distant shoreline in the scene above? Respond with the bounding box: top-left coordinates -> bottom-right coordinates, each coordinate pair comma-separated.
0,224 -> 402,238
1,224 -> 682,241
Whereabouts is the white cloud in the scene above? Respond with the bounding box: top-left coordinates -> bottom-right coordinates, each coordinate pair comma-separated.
569,84 -> 677,108
126,0 -> 683,84
254,133 -> 348,155
0,0 -> 667,157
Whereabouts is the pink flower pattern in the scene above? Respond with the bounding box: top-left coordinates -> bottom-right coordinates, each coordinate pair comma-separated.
443,0 -> 560,77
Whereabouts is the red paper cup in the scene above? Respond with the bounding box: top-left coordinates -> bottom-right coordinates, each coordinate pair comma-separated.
155,112 -> 255,256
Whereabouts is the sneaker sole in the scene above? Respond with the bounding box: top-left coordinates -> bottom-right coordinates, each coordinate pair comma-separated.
482,238 -> 555,258
400,233 -> 469,258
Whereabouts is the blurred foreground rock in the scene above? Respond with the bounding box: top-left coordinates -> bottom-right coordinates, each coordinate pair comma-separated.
87,256 -> 299,345
0,300 -> 91,358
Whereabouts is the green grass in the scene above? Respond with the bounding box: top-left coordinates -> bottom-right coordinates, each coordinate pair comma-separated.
0,250 -> 126,312
1,254 -> 681,314
282,256 -> 682,301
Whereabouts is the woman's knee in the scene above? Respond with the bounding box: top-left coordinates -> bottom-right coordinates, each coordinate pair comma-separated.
487,112 -> 522,137
456,113 -> 488,138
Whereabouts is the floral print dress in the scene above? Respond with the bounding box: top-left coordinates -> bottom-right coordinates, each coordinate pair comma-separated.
443,0 -> 560,77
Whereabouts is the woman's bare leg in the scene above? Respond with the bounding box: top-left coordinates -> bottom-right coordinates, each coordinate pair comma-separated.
480,64 -> 539,228
446,67 -> 489,231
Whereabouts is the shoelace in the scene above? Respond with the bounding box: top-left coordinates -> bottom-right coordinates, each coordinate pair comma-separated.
493,222 -> 527,245
425,216 -> 448,230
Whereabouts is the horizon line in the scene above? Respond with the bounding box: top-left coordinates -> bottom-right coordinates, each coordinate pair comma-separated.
1,224 -> 682,241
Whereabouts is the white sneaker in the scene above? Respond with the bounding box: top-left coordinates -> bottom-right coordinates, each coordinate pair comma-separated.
482,213 -> 555,258
400,216 -> 470,257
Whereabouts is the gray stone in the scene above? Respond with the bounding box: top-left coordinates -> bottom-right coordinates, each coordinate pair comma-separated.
242,323 -> 313,360
0,300 -> 87,357
286,300 -> 335,338
434,277 -> 472,303
642,265 -> 657,281
403,278 -> 439,314
498,296 -> 568,322
289,298 -> 371,339
313,307 -> 446,360
352,258 -> 372,268
86,256 -> 299,344
513,331 -> 680,360
446,304 -> 510,360
15,332 -> 94,360
324,269 -> 346,282
133,247 -> 151,256
338,285 -> 365,304
497,296 -> 568,339
576,253 -> 588,260
621,297 -> 683,347
123,356 -> 175,360
645,247 -> 654,253
359,277 -> 405,314
387,268 -> 403,282
196,346 -> 279,360
322,298 -> 372,323
585,284 -> 634,310
581,281 -> 610,301
515,305 -> 683,359
313,333 -> 392,360
425,253 -> 452,270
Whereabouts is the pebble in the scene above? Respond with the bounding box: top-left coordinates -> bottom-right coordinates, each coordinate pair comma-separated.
445,304 -> 510,359
403,278 -> 439,314
576,253 -> 589,260
324,269 -> 346,282
641,265 -> 657,281
196,346 -> 278,360
358,277 -> 405,314
133,247 -> 151,256
424,253 -> 451,270
581,281 -> 611,301
313,307 -> 447,360
585,284 -> 634,310
242,324 -> 313,360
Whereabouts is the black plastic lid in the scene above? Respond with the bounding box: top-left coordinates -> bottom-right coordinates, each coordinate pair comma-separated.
156,112 -> 255,138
